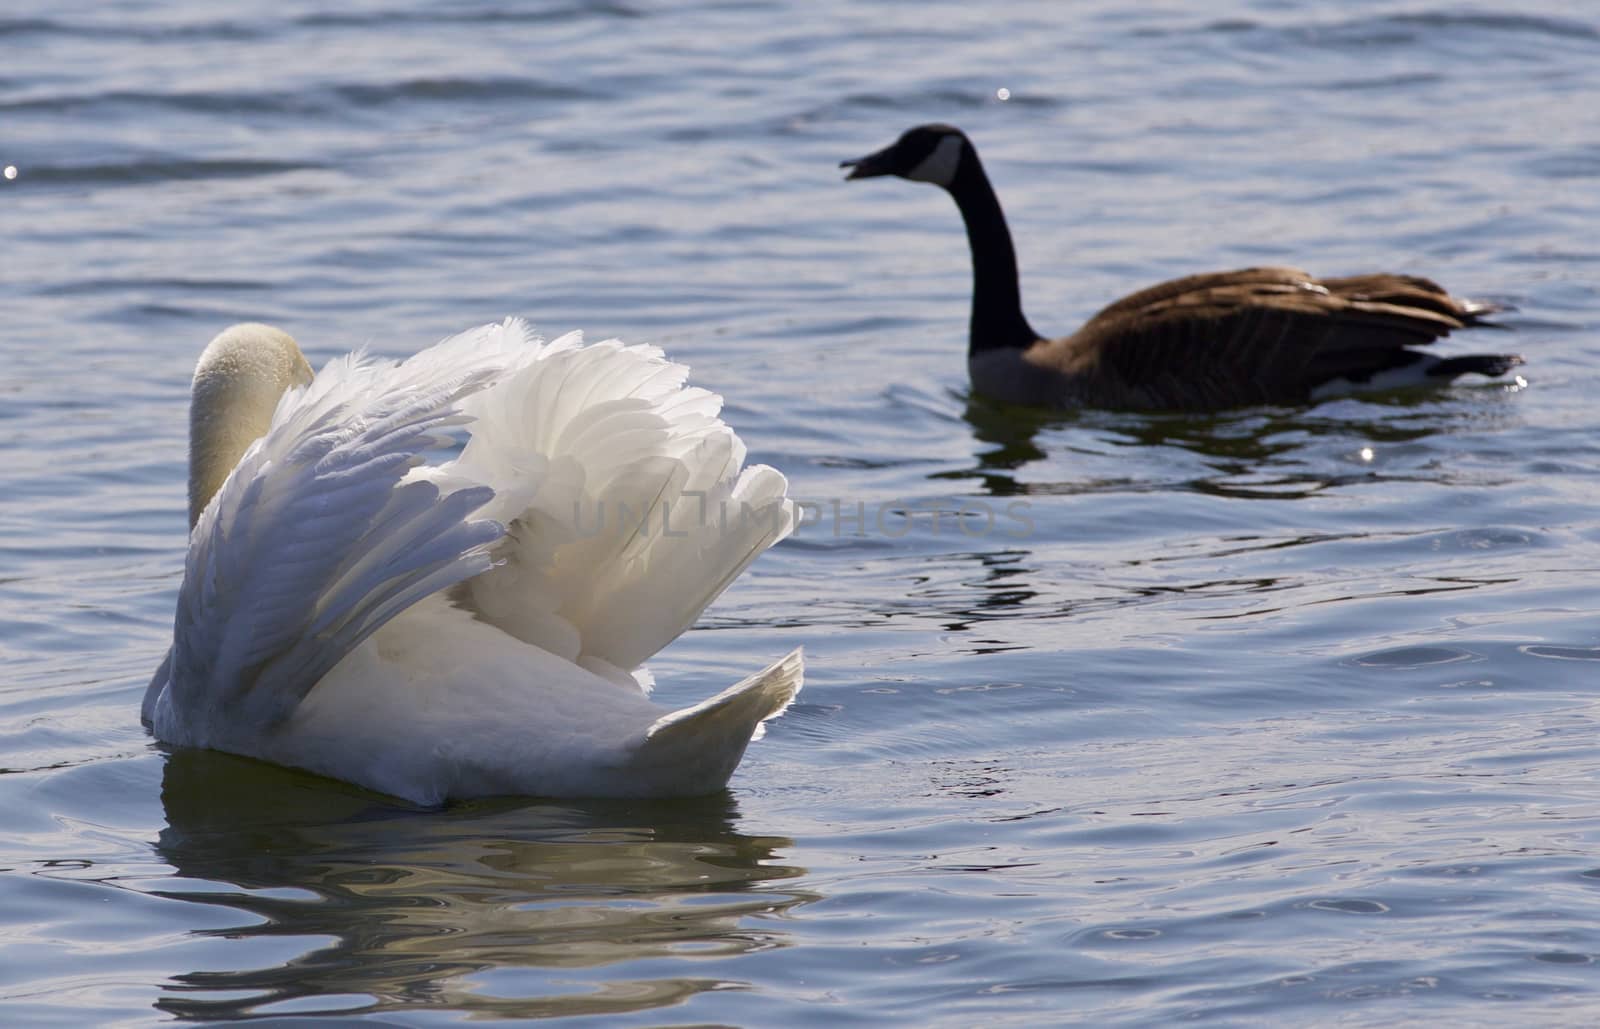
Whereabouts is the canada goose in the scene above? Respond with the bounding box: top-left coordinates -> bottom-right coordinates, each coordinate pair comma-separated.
842,124 -> 1523,411
143,320 -> 800,805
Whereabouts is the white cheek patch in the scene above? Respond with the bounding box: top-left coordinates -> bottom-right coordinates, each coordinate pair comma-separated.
906,134 -> 964,186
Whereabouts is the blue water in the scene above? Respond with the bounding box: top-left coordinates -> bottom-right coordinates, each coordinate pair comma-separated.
5,0 -> 1600,1023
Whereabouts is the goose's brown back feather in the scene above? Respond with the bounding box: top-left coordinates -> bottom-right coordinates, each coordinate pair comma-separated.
1035,266 -> 1503,410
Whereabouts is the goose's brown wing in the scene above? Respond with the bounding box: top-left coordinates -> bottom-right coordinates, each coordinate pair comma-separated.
1042,267 -> 1494,410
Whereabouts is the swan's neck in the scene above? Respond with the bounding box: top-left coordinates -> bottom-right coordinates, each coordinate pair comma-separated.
946,151 -> 1041,355
188,324 -> 313,527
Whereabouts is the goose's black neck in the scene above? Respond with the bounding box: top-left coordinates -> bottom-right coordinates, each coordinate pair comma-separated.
945,148 -> 1041,354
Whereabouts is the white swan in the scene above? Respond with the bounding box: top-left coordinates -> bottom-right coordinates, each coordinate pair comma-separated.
143,319 -> 802,805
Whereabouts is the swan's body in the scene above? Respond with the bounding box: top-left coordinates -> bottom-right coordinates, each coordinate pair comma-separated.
842,124 -> 1524,411
144,320 -> 801,805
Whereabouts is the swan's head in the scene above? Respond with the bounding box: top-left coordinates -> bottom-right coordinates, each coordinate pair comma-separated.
841,123 -> 970,189
188,323 -> 314,527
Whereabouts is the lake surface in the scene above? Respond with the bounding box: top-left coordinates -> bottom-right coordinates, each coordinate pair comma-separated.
5,0 -> 1600,1023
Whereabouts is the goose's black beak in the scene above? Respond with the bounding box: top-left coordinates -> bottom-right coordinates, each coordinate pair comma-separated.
840,147 -> 893,180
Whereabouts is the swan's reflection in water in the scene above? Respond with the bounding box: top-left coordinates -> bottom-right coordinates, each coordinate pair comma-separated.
152,749 -> 812,1020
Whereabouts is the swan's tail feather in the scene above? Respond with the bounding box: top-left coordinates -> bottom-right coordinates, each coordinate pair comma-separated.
632,648 -> 804,794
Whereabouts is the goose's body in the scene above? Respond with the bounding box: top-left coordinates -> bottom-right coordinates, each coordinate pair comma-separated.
843,124 -> 1523,411
144,320 -> 801,805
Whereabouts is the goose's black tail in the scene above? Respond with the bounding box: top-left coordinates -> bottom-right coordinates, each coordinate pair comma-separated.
1427,353 -> 1525,381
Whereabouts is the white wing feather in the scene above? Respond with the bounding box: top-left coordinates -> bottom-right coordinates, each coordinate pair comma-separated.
158,323 -> 532,740
434,337 -> 796,687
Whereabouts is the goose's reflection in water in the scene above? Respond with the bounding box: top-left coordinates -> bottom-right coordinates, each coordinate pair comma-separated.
952,386 -> 1522,501
152,749 -> 813,1021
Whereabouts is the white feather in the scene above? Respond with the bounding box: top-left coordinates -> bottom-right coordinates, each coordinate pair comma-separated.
906,133 -> 965,186
145,319 -> 801,804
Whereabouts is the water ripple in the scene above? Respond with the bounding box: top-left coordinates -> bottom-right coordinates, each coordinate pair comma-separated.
13,157 -> 321,187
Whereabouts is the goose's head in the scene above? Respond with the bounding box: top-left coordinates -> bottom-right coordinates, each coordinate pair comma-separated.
188,323 -> 314,528
841,123 -> 971,189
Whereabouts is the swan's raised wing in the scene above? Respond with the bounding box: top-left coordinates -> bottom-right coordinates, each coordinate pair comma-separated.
434,336 -> 795,687
157,324 -> 526,740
